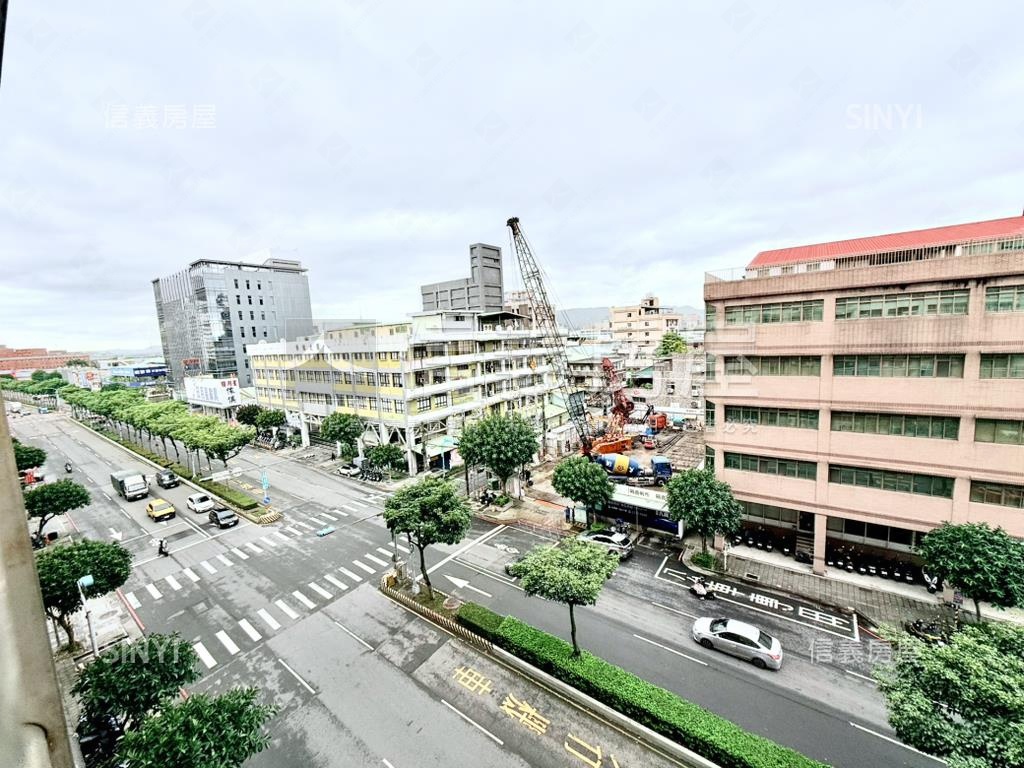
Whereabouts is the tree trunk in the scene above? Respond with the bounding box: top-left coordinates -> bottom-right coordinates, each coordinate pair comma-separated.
56,613 -> 76,648
36,513 -> 53,538
418,544 -> 433,599
701,533 -> 708,554
171,440 -> 180,461
569,603 -> 580,657
974,598 -> 981,623
465,464 -> 470,496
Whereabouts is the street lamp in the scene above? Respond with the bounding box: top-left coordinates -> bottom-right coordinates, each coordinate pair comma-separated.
77,574 -> 99,658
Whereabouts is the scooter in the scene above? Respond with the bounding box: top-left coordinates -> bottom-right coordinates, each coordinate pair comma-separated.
65,462 -> 73,473
689,577 -> 716,600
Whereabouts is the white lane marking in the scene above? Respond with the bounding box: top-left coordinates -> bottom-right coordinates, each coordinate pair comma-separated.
347,499 -> 366,508
332,508 -> 349,517
238,619 -> 262,642
257,608 -> 281,630
292,590 -> 316,609
331,619 -> 372,651
440,700 -> 503,745
125,591 -> 141,609
278,659 -> 316,694
353,560 -> 376,574
651,601 -> 699,620
308,582 -> 332,599
427,525 -> 507,575
145,584 -> 162,600
319,511 -> 338,521
654,554 -> 668,580
275,600 -> 299,619
292,520 -> 315,530
183,568 -> 200,582
260,535 -> 279,548
308,516 -> 329,526
231,547 -> 249,560
194,642 -> 216,669
102,492 -> 112,501
341,504 -> 359,513
246,542 -> 264,554
364,554 -> 389,567
632,633 -> 708,666
339,566 -> 363,582
849,722 -> 946,762
200,560 -> 218,574
845,670 -> 877,685
375,547 -> 394,558
217,554 -> 233,567
164,575 -> 182,591
286,526 -> 303,536
324,574 -> 348,591
396,542 -> 410,554
383,760 -> 395,768
215,630 -> 240,655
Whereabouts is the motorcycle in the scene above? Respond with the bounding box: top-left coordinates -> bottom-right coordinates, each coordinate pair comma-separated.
65,462 -> 73,473
905,618 -> 946,645
690,578 -> 716,600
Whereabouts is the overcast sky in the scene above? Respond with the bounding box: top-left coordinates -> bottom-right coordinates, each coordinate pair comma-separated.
2,2 -> 1023,351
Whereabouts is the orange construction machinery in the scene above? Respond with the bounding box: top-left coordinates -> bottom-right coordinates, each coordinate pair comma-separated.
590,357 -> 635,455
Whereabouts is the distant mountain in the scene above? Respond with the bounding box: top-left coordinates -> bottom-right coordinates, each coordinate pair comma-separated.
86,345 -> 164,359
557,307 -> 610,329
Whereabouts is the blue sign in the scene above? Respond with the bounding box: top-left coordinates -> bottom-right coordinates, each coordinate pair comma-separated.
260,471 -> 269,491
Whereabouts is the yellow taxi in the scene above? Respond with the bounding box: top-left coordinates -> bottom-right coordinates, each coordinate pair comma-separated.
145,498 -> 176,522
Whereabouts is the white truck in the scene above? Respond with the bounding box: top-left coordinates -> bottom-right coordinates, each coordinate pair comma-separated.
110,470 -> 149,501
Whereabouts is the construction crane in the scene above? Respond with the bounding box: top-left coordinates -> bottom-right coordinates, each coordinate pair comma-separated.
589,357 -> 635,455
506,217 -> 594,454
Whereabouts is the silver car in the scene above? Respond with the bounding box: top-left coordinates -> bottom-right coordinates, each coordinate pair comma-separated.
577,529 -> 634,559
691,617 -> 783,670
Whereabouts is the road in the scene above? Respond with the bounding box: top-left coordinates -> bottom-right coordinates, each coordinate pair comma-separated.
15,412 -> 684,768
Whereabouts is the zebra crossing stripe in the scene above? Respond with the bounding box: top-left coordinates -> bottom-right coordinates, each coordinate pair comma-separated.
308,516 -> 328,526
342,504 -> 359,513
320,511 -> 338,521
257,608 -> 281,630
183,568 -> 200,582
261,536 -> 279,548
272,532 -> 289,543
125,591 -> 141,609
364,554 -> 389,568
308,582 -> 332,599
347,499 -> 367,508
145,583 -> 162,600
353,560 -> 376,575
323,574 -> 348,591
164,575 -> 182,591
238,619 -> 262,642
395,543 -> 411,554
332,508 -> 350,517
194,641 -> 216,669
275,600 -> 299,619
292,590 -> 316,609
339,567 -> 363,582
216,554 -> 233,567
200,560 -> 218,574
246,542 -> 264,554
286,526 -> 303,536
231,547 -> 249,560
292,520 -> 314,530
375,547 -> 393,558
215,630 -> 240,655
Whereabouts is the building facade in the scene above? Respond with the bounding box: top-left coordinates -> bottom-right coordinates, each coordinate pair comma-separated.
152,257 -> 314,389
182,374 -> 241,417
610,295 -> 683,354
626,351 -> 706,415
421,243 -> 504,314
0,345 -> 85,377
704,214 -> 1024,575
247,310 -> 564,474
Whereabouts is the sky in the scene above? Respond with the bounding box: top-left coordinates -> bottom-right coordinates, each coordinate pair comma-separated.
2,2 -> 1024,351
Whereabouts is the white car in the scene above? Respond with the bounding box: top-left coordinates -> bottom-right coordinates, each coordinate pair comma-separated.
692,617 -> 783,670
186,493 -> 216,514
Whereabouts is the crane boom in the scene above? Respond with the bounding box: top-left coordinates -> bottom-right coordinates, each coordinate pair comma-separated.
506,217 -> 593,453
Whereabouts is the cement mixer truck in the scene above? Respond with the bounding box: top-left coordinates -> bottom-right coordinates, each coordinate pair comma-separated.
593,453 -> 673,486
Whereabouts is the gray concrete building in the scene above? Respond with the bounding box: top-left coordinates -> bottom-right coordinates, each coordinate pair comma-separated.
153,256 -> 315,389
421,243 -> 504,313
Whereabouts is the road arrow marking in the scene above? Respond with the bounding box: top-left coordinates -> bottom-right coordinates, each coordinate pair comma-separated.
443,575 -> 492,598
108,528 -> 122,541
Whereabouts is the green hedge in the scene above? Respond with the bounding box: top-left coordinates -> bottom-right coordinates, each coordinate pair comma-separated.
201,480 -> 259,511
455,602 -> 505,642
454,607 -> 825,768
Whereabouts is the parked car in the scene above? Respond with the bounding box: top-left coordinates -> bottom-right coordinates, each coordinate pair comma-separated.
208,506 -> 239,529
691,617 -> 783,670
577,529 -> 634,560
642,435 -> 656,449
336,464 -> 361,477
186,493 -> 215,514
145,498 -> 176,522
155,469 -> 180,489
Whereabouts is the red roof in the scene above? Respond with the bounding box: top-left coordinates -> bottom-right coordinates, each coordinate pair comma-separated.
749,215 -> 1024,268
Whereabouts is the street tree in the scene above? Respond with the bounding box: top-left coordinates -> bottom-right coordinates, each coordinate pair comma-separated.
552,456 -> 613,516
666,468 -> 742,554
255,408 -> 286,431
30,369 -> 53,382
457,413 -> 537,494
383,476 -> 472,599
874,621 -> 1024,768
23,478 -> 91,538
917,522 -> 1024,622
116,687 -> 276,768
12,438 -> 47,472
366,443 -> 405,472
202,423 -> 256,469
509,539 -> 619,656
234,404 -> 264,426
654,330 -> 688,356
319,412 -> 363,453
73,633 -> 200,729
36,539 -> 132,647
65,358 -> 92,367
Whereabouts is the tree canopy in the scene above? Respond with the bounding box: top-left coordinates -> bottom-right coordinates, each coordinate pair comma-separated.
255,409 -> 286,431
654,330 -> 688,356
116,687 -> 276,768
383,476 -> 472,598
319,412 -> 363,451
73,633 -> 200,729
36,539 -> 132,647
666,467 -> 742,554
875,622 -> 1024,768
552,456 -> 613,513
12,438 -> 47,472
235,404 -> 263,426
366,443 -> 405,472
23,478 -> 91,537
508,539 -> 619,656
457,412 -> 537,492
917,522 -> 1024,621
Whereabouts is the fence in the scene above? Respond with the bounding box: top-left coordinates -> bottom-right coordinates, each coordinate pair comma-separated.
378,575 -> 493,654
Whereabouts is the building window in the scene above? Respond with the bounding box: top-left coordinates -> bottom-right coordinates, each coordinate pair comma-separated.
234,279 -> 239,289
724,300 -> 824,325
705,400 -> 715,428
391,373 -> 403,387
705,305 -> 716,331
249,311 -> 254,320
832,354 -> 964,378
417,397 -> 431,411
395,400 -> 405,413
257,281 -> 262,290
725,406 -> 819,429
248,296 -> 252,305
979,354 -> 1024,379
435,394 -> 448,408
985,284 -> 1024,312
725,356 -> 821,376
724,452 -> 817,480
238,311 -> 243,320
705,354 -> 716,381
240,328 -> 246,337
251,326 -> 256,336
970,480 -> 1024,508
832,411 -> 959,439
704,445 -> 715,467
236,295 -> 241,305
975,418 -> 1024,445
262,330 -> 267,337
835,289 -> 969,320
828,464 -> 954,498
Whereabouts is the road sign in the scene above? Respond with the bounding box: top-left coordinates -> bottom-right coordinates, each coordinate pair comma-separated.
261,470 -> 269,491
